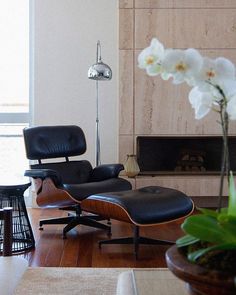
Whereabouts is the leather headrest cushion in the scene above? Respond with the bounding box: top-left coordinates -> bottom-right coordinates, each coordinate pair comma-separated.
23,125 -> 87,160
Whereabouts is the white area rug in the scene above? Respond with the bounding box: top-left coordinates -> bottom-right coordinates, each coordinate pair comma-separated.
14,267 -> 127,295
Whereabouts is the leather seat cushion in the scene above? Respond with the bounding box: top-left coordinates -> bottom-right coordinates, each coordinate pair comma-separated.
87,186 -> 193,225
63,178 -> 132,201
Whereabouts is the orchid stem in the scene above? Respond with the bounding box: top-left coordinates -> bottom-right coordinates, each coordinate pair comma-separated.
217,94 -> 230,212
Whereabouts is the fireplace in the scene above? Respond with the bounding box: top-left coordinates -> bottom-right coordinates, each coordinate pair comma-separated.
136,136 -> 236,175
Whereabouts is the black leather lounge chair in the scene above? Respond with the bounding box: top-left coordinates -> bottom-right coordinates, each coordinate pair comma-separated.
23,125 -> 131,238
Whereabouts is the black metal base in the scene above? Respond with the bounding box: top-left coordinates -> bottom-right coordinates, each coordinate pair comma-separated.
39,206 -> 111,238
0,183 -> 35,254
99,226 -> 174,259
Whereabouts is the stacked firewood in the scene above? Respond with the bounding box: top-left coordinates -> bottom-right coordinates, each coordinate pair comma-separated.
175,149 -> 206,172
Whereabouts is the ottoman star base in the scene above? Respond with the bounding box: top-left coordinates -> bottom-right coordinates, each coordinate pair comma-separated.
98,225 -> 174,259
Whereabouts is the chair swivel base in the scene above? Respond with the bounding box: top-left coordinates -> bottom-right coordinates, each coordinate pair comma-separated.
39,215 -> 111,239
99,225 -> 174,259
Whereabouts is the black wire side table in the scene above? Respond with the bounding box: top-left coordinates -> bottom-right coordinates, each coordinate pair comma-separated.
0,182 -> 35,254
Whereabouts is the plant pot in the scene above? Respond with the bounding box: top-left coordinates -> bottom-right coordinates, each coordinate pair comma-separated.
165,245 -> 236,295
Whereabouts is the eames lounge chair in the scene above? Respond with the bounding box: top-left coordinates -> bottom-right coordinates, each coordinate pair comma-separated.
23,125 -> 131,238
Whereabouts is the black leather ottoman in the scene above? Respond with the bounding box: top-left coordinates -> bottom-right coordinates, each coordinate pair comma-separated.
81,186 -> 194,258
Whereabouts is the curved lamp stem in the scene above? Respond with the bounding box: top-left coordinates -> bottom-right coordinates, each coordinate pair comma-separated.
96,80 -> 101,166
88,40 -> 112,167
96,40 -> 102,63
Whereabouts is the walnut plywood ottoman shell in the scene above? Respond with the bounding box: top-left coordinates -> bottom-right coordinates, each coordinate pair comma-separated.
82,186 -> 194,257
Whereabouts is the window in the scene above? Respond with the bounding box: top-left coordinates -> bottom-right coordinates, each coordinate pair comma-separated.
0,0 -> 29,183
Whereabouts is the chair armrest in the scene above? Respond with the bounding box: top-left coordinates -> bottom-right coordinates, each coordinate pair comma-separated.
89,164 -> 124,182
24,169 -> 62,186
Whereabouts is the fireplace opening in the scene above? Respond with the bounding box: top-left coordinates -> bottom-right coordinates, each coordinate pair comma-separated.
136,136 -> 236,175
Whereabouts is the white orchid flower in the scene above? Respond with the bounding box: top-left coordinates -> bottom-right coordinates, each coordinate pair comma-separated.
209,79 -> 236,102
215,57 -> 235,80
138,38 -> 165,76
138,37 -> 236,125
223,80 -> 236,98
199,79 -> 236,106
162,48 -> 203,85
227,94 -> 236,120
188,87 -> 214,119
196,57 -> 236,91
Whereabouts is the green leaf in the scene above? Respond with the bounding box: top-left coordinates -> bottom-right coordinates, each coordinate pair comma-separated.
220,219 -> 236,237
228,215 -> 236,223
228,171 -> 236,218
217,213 -> 230,223
176,234 -> 199,247
217,213 -> 236,225
182,215 -> 236,244
198,207 -> 218,218
188,243 -> 236,262
218,208 -> 228,214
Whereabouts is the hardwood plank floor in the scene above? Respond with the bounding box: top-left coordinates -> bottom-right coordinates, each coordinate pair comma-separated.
23,208 -> 188,268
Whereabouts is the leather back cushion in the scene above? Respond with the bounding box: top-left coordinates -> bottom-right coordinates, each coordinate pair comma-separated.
31,160 -> 93,184
24,125 -> 86,160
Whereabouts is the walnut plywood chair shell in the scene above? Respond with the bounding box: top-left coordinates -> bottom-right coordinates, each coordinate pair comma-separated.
23,125 -> 131,238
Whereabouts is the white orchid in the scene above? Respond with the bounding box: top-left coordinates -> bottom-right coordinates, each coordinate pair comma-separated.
196,57 -> 236,91
138,38 -> 165,76
162,48 -> 203,85
227,94 -> 236,120
188,87 -> 214,119
138,37 -> 236,122
209,79 -> 236,103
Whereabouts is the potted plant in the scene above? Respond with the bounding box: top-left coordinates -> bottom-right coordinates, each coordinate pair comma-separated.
166,172 -> 236,295
138,38 -> 236,294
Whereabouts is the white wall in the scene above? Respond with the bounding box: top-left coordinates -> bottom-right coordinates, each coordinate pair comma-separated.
31,0 -> 119,165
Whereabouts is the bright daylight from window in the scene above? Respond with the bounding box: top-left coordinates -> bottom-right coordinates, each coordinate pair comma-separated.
0,0 -> 29,184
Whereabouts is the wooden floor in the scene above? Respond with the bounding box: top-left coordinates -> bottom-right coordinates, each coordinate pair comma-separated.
23,208 -> 188,268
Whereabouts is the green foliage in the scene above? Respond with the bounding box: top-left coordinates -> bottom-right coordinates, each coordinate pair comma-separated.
228,171 -> 236,217
177,172 -> 236,262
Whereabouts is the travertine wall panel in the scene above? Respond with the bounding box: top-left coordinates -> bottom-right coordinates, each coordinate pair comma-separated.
134,72 -> 221,135
119,9 -> 134,49
201,49 -> 236,62
120,0 -> 133,8
119,135 -> 134,164
135,176 -> 228,196
135,9 -> 236,49
119,50 -> 133,134
135,0 -> 236,8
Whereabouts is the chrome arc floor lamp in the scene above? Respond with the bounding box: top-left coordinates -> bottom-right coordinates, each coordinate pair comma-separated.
88,41 -> 112,166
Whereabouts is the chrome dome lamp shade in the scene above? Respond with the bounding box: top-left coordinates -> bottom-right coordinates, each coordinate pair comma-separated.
88,40 -> 112,81
88,41 -> 112,166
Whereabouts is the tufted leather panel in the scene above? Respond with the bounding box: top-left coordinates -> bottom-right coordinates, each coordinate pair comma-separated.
31,160 -> 92,185
87,186 -> 193,225
23,125 -> 86,160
